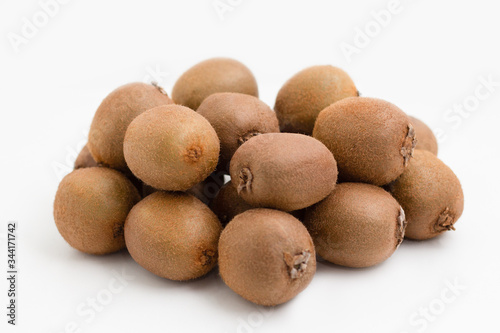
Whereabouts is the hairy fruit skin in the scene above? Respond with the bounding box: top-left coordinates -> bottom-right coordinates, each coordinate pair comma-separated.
210,181 -> 255,227
74,144 -> 98,169
409,116 -> 438,155
387,150 -> 464,240
218,209 -> 316,306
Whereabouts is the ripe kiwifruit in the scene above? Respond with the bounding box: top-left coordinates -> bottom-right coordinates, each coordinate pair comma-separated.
313,97 -> 416,186
197,92 -> 280,171
53,167 -> 141,255
409,116 -> 438,155
124,191 -> 222,281
185,171 -> 226,205
123,105 -> 220,191
274,65 -> 358,135
172,58 -> 259,110
218,209 -> 316,306
88,82 -> 173,170
304,183 -> 406,268
210,181 -> 255,226
230,133 -> 338,211
74,144 -> 98,169
387,150 -> 464,240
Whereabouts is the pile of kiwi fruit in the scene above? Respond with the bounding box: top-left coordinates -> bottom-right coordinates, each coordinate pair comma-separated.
54,57 -> 464,307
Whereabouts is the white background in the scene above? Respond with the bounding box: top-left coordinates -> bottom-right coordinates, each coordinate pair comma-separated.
1,0 -> 499,332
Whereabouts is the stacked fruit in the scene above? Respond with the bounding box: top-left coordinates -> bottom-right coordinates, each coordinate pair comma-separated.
54,58 -> 464,306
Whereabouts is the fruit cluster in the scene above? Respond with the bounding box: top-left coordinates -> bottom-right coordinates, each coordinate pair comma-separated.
54,58 -> 464,306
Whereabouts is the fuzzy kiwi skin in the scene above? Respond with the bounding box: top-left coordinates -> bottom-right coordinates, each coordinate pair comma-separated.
197,92 -> 280,172
172,58 -> 259,110
53,167 -> 141,255
313,97 -> 416,186
387,150 -> 464,240
88,82 -> 173,171
304,183 -> 406,268
123,105 -> 220,192
219,209 -> 316,306
74,144 -> 98,169
409,116 -> 438,155
229,133 -> 338,212
274,65 -> 358,135
124,191 -> 222,281
210,181 -> 255,227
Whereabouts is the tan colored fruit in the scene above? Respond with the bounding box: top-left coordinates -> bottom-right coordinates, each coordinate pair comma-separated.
88,82 -> 173,170
304,183 -> 406,268
210,181 -> 255,226
230,133 -> 338,211
185,172 -> 226,205
274,65 -> 358,135
124,191 -> 222,281
409,116 -> 438,155
387,150 -> 464,240
172,58 -> 259,110
197,92 -> 279,171
313,97 -> 416,186
74,144 -> 98,169
53,167 -> 141,255
123,105 -> 220,191
219,209 -> 316,306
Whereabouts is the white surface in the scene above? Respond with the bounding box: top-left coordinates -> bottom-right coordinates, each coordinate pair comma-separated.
1,0 -> 499,332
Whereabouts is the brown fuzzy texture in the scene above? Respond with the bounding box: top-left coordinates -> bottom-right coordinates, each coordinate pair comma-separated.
210,181 -> 255,227
197,92 -> 280,171
313,97 -> 415,186
74,144 -> 98,169
387,150 -> 464,240
274,65 -> 358,135
409,116 -> 438,155
53,167 -> 141,255
304,183 -> 406,268
88,82 -> 173,170
172,58 -> 259,110
123,105 -> 220,191
229,133 -> 338,211
219,209 -> 316,306
124,191 -> 222,281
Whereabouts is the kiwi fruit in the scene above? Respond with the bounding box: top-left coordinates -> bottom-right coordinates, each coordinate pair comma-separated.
210,180 -> 255,226
185,171 -> 226,205
274,65 -> 358,135
88,82 -> 173,170
387,150 -> 464,240
409,116 -> 438,155
313,97 -> 416,186
124,191 -> 222,281
123,105 -> 220,191
304,183 -> 406,268
53,167 -> 141,255
218,209 -> 316,306
74,144 -> 98,169
197,92 -> 280,171
229,133 -> 338,211
172,58 -> 259,110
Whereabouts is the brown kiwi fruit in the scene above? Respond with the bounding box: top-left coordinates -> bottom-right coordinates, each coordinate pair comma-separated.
304,183 -> 406,268
185,171 -> 226,205
229,133 -> 338,211
124,191 -> 222,281
74,144 -> 98,169
88,82 -> 173,170
409,116 -> 438,155
197,92 -> 280,171
172,58 -> 259,110
123,105 -> 220,191
210,181 -> 255,227
53,167 -> 141,255
387,150 -> 464,240
274,65 -> 358,135
313,97 -> 416,186
218,209 -> 316,306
